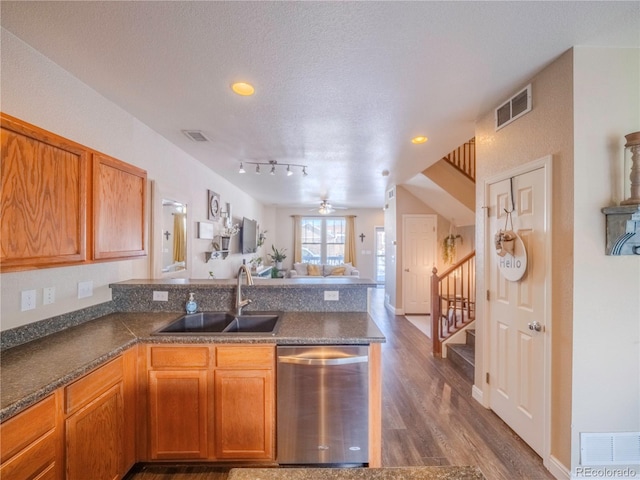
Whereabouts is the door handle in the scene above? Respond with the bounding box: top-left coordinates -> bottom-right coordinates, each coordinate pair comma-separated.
404,268 -> 410,272
528,321 -> 543,332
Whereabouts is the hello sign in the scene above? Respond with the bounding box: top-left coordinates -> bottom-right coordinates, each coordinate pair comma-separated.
495,232 -> 527,281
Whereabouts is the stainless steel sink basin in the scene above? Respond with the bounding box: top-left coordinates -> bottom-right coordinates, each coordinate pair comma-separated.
153,312 -> 282,335
223,314 -> 280,333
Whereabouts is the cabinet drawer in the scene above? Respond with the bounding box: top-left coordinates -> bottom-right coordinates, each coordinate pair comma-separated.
215,346 -> 274,369
65,356 -> 123,414
0,394 -> 57,462
0,428 -> 57,480
149,346 -> 210,369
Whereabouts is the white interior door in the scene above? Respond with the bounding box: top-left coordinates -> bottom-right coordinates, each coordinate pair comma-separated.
487,166 -> 549,457
403,215 -> 436,314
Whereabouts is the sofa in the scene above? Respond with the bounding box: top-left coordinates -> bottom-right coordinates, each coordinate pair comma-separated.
290,262 -> 359,278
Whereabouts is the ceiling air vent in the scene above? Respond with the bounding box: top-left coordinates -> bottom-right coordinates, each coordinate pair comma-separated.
182,130 -> 210,142
495,84 -> 532,131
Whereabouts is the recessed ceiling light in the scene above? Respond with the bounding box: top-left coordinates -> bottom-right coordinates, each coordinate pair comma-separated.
411,136 -> 428,144
231,82 -> 255,96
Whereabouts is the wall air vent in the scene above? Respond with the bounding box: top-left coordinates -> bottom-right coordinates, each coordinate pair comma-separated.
495,84 -> 532,131
580,432 -> 640,466
182,130 -> 210,142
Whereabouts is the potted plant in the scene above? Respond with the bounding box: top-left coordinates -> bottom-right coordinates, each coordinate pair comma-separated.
442,233 -> 462,265
268,245 -> 287,270
249,255 -> 263,272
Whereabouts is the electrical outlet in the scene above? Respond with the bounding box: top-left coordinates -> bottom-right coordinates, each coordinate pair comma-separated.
43,287 -> 55,305
21,290 -> 36,311
153,291 -> 169,301
324,291 -> 339,301
77,281 -> 93,299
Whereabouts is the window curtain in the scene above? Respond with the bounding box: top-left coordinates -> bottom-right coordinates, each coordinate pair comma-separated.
292,215 -> 302,263
344,215 -> 356,266
173,213 -> 186,262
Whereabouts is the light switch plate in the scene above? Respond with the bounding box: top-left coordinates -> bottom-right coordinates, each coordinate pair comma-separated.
78,281 -> 93,299
324,291 -> 339,301
21,290 -> 36,311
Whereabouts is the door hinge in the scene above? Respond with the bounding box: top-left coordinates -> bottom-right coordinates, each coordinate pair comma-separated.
486,290 -> 490,301
486,372 -> 490,384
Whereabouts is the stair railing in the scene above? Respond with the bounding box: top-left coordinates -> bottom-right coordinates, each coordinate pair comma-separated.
430,251 -> 476,357
442,137 -> 475,182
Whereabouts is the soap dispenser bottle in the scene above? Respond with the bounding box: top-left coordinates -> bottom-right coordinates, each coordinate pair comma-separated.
186,292 -> 197,314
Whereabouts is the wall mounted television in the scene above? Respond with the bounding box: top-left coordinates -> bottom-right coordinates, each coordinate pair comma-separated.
241,217 -> 258,253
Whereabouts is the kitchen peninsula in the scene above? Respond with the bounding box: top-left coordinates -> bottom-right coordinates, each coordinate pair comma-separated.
0,276 -> 385,478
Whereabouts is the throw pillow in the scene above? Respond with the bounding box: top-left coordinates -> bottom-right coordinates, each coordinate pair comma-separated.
293,262 -> 308,275
307,264 -> 323,276
330,267 -> 346,276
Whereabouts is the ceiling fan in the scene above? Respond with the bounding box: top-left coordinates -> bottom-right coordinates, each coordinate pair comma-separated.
311,199 -> 347,215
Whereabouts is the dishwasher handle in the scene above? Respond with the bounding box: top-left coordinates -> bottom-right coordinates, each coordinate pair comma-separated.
278,354 -> 368,366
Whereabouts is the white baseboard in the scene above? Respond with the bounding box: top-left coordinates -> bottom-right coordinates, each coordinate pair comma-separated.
384,300 -> 403,315
472,384 -> 485,406
547,455 -> 570,479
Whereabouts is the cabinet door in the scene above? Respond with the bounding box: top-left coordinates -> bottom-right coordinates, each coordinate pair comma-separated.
1,113 -> 88,271
0,393 -> 62,480
66,383 -> 124,480
148,370 -> 208,459
213,369 -> 274,460
93,153 -> 146,260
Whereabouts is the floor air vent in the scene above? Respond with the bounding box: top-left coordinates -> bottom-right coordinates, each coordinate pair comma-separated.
495,84 -> 532,131
182,130 -> 210,142
580,432 -> 640,465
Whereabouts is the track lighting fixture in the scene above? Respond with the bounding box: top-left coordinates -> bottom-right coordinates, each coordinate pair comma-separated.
237,160 -> 309,177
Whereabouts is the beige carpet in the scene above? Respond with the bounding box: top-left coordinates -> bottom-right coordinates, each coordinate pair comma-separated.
404,315 -> 431,338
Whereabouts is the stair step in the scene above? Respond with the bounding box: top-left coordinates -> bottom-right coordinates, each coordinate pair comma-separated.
447,343 -> 475,382
466,329 -> 476,347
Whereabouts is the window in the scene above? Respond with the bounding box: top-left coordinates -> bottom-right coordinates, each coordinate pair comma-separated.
301,217 -> 345,265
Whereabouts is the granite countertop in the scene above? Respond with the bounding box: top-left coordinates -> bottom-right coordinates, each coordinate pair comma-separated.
0,310 -> 385,422
112,277 -> 378,288
227,467 -> 485,479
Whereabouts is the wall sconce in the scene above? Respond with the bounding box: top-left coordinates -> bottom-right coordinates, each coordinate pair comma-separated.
622,131 -> 640,206
601,131 -> 640,255
238,160 -> 308,177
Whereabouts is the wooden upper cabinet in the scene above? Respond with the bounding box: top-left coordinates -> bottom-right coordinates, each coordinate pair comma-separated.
0,113 -> 147,271
1,113 -> 88,271
93,153 -> 147,260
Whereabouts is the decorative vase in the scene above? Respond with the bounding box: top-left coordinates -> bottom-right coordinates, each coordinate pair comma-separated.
221,236 -> 230,250
276,261 -> 283,270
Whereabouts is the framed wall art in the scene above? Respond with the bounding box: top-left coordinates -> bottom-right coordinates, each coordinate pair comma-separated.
208,190 -> 220,220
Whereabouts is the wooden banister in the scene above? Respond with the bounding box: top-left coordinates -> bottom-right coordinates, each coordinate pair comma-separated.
431,251 -> 476,357
441,137 -> 475,182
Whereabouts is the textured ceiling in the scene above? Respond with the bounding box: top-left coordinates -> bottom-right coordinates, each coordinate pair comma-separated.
2,1 -> 639,209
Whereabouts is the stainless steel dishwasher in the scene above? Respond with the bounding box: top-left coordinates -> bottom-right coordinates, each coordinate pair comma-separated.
277,345 -> 369,466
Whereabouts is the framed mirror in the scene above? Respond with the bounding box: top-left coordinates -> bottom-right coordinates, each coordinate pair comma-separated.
150,181 -> 190,278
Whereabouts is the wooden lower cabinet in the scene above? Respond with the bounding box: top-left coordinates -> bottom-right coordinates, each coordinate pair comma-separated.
0,392 -> 63,480
145,344 -> 275,462
213,368 -> 274,460
65,384 -> 123,480
64,349 -> 136,480
148,370 -> 209,459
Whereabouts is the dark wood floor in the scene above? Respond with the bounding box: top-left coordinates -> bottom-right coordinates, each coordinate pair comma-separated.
125,287 -> 554,480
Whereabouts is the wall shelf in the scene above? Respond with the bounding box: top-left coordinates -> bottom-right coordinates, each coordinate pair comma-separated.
205,250 -> 229,262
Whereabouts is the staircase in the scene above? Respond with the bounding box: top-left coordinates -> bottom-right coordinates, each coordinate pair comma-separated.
430,251 -> 476,357
446,329 -> 475,382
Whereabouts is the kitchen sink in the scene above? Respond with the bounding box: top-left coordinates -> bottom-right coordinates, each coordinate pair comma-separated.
152,312 -> 282,335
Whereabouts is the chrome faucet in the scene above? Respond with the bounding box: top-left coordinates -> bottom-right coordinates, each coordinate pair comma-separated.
235,264 -> 254,315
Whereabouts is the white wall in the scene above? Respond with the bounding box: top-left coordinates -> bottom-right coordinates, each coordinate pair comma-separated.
272,207 -> 384,281
0,28 -> 269,330
571,47 -> 640,474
